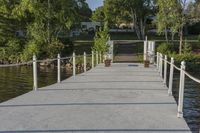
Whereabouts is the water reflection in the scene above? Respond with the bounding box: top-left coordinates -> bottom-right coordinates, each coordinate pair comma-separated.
0,66 -> 72,103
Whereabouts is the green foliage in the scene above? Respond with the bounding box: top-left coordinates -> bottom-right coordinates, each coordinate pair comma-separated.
92,6 -> 105,22
198,34 -> 200,42
157,43 -> 173,55
47,39 -> 64,58
0,0 -> 91,63
182,41 -> 192,55
103,0 -> 155,39
172,54 -> 200,72
93,26 -> 110,53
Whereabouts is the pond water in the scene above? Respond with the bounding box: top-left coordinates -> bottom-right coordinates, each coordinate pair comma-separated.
0,66 -> 72,102
0,65 -> 200,132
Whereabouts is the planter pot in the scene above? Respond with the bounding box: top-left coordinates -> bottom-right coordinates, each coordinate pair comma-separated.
104,59 -> 112,67
144,60 -> 150,68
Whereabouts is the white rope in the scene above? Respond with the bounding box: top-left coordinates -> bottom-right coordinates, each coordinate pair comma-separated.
37,58 -> 57,63
172,64 -> 181,71
0,61 -> 33,67
60,56 -> 72,60
184,71 -> 200,84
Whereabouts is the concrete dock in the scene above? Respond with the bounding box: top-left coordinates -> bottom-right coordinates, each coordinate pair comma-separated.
0,63 -> 191,133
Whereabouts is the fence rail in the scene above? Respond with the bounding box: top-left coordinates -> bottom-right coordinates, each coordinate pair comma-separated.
0,51 -> 104,91
156,52 -> 200,118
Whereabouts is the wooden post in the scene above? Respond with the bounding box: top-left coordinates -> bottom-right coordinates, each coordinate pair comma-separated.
84,52 -> 86,72
33,55 -> 38,91
159,54 -> 163,78
92,51 -> 94,68
57,54 -> 61,83
168,57 -> 174,96
73,52 -> 76,77
177,61 -> 186,118
164,55 -> 167,85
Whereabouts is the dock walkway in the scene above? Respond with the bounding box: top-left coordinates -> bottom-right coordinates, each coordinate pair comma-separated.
0,63 -> 191,133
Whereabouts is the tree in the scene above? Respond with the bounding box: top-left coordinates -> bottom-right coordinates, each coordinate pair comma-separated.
104,0 -> 155,40
156,0 -> 196,54
0,0 -> 90,62
92,6 -> 105,22
93,23 -> 110,53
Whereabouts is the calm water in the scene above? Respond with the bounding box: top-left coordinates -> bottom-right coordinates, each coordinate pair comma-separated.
0,65 -> 72,102
0,65 -> 200,132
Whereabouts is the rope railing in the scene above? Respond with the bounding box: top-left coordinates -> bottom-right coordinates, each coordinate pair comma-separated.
0,51 -> 103,91
0,61 -> 33,67
156,52 -> 200,118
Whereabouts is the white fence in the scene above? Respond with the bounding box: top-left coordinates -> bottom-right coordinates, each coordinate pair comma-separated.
0,51 -> 103,91
157,52 -> 200,118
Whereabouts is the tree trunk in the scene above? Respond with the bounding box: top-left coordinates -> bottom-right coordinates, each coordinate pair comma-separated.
140,19 -> 145,40
131,8 -> 141,40
165,27 -> 168,43
179,27 -> 183,54
171,33 -> 175,46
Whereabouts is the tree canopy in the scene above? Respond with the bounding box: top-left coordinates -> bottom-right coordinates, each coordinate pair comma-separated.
0,0 -> 91,62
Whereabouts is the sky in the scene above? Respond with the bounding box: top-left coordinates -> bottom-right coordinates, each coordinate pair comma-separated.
86,0 -> 103,11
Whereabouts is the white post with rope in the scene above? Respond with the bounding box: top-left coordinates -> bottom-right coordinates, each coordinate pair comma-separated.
73,52 -> 76,77
168,57 -> 174,96
57,54 -> 61,83
157,52 -> 159,70
96,51 -> 98,65
84,52 -> 86,72
100,52 -> 102,63
159,54 -> 163,78
164,55 -> 167,85
177,61 -> 186,118
92,51 -> 94,68
144,41 -> 148,61
33,55 -> 38,91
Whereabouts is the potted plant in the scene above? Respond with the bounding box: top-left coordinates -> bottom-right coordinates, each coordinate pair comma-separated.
104,54 -> 112,67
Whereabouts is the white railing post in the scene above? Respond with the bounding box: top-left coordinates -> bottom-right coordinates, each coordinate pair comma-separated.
92,51 -> 94,68
33,55 -> 38,91
177,61 -> 186,118
157,52 -> 159,70
84,52 -> 86,72
57,54 -> 61,83
73,52 -> 76,77
96,51 -> 98,65
100,52 -> 102,63
144,41 -> 147,61
159,54 -> 163,78
168,57 -> 174,96
164,55 -> 167,85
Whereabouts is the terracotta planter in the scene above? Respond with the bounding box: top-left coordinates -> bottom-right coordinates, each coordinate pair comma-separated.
104,59 -> 111,67
144,60 -> 150,68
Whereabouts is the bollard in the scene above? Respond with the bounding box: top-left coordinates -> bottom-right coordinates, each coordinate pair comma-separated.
157,52 -> 159,70
84,52 -> 86,72
92,51 -> 94,68
159,54 -> 163,78
164,55 -> 167,85
57,54 -> 61,83
177,61 -> 186,118
73,52 -> 76,77
168,57 -> 174,96
33,55 -> 38,91
96,51 -> 98,65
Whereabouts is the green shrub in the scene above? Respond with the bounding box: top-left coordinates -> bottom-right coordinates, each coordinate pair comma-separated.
171,54 -> 200,72
198,35 -> 200,42
93,26 -> 110,53
157,43 -> 173,55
